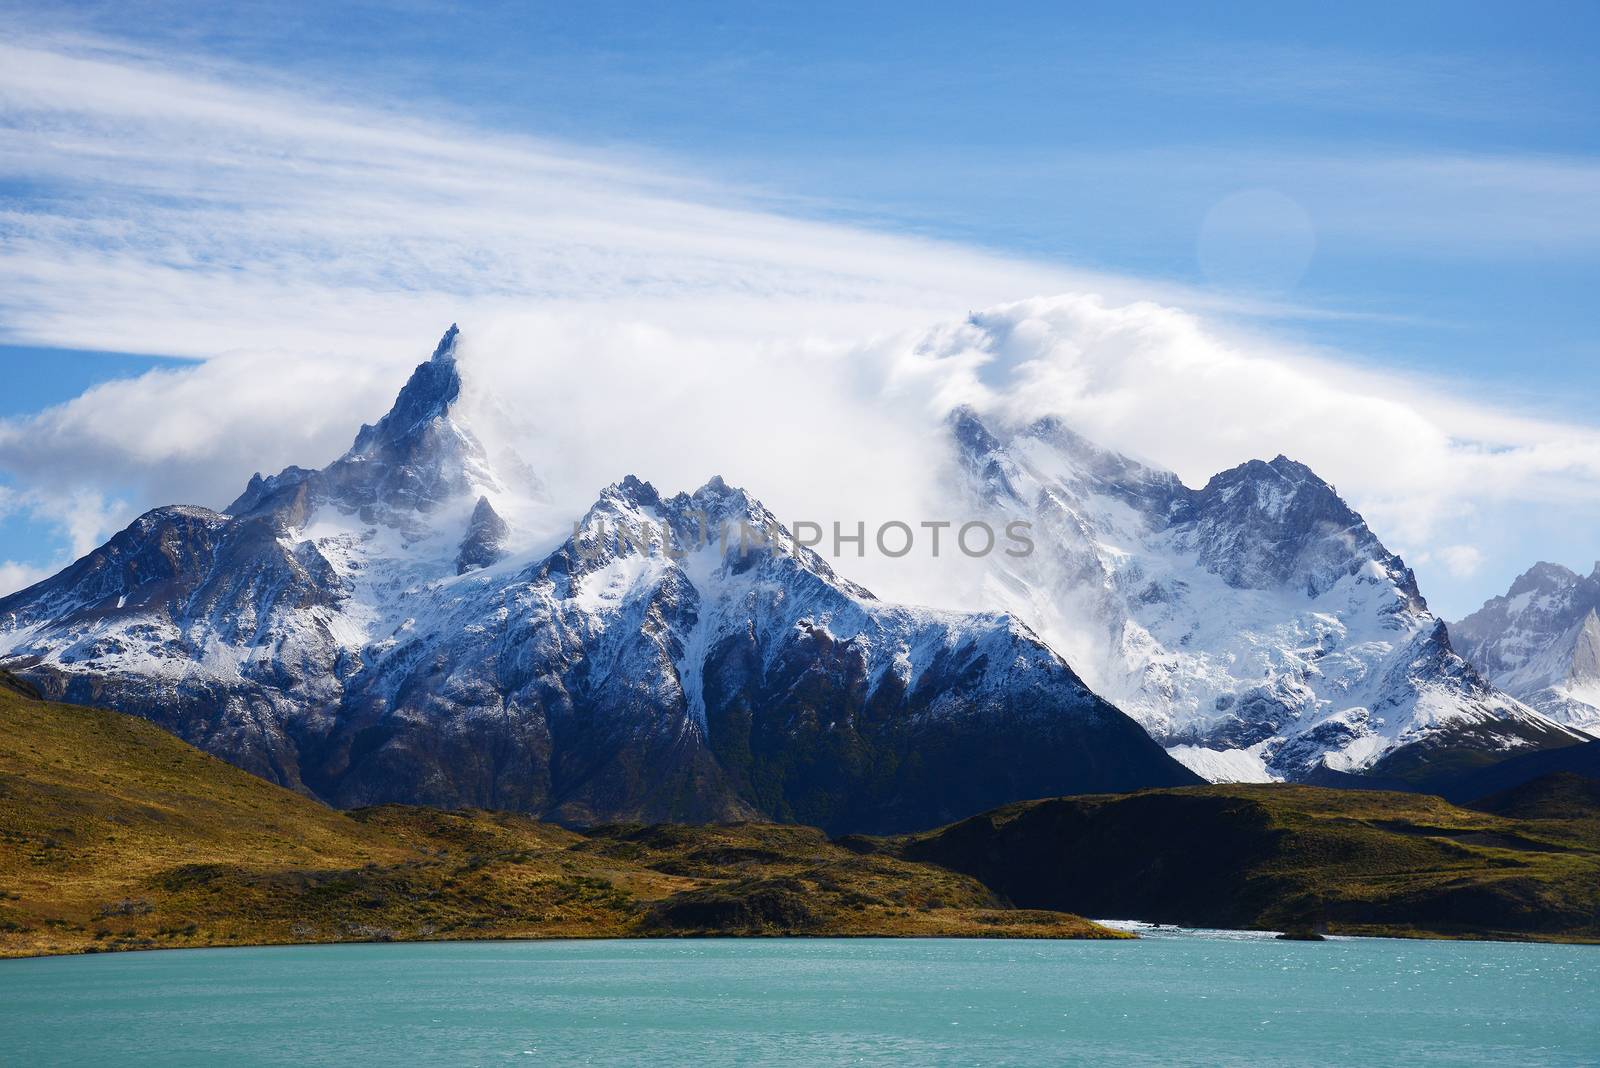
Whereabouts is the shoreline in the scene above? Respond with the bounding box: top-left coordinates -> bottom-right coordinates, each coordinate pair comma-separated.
7,919 -> 1599,963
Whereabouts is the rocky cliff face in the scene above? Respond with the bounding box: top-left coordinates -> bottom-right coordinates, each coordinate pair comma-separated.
947,408 -> 1583,783
0,327 -> 1196,833
1452,563 -> 1600,732
455,496 -> 509,574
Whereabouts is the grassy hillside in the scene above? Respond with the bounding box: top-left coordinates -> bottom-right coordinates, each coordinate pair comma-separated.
1435,739 -> 1600,803
0,677 -> 1116,958
1469,771 -> 1600,822
892,784 -> 1600,942
9,670 -> 1598,955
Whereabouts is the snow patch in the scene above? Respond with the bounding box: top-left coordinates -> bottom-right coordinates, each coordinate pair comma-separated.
1166,744 -> 1280,784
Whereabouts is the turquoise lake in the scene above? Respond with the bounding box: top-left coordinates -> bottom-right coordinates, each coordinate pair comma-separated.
0,929 -> 1594,1066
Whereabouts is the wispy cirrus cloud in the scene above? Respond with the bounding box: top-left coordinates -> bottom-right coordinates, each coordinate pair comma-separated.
1,32 -> 1598,621
3,33 -> 1538,358
0,34 -> 1131,357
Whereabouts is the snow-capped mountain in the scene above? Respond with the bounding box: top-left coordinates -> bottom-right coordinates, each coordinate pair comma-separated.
0,327 -> 1195,832
947,408 -> 1584,783
1452,563 -> 1600,732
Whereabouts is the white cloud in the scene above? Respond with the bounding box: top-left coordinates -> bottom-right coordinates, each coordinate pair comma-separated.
0,32 -> 1289,556
1,34 -> 1598,621
1436,545 -> 1487,579
0,35 -> 1138,359
910,296 -> 1600,532
30,488 -> 125,559
0,560 -> 51,598
0,481 -> 129,596
433,299 -> 1600,615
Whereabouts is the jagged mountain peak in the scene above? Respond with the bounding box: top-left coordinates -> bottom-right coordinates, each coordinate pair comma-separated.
1019,414 -> 1116,457
1021,417 -> 1183,506
1454,562 -> 1600,731
1191,457 -> 1422,604
690,472 -> 735,498
455,495 -> 509,575
349,324 -> 465,458
226,466 -> 316,517
951,409 -> 1188,516
962,411 -> 1408,602
1200,453 -> 1330,500
0,330 -> 1204,831
1193,455 -> 1339,519
949,407 -> 1119,468
431,322 -> 460,362
944,408 -> 1564,783
946,408 -> 1021,507
1257,454 -> 1330,489
606,473 -> 662,509
0,504 -> 232,625
947,405 -> 1003,455
591,474 -> 769,530
570,473 -> 867,599
1508,561 -> 1582,597
674,475 -> 766,521
223,325 -> 519,526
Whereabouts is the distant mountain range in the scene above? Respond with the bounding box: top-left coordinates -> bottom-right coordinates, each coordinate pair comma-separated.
0,324 -> 1588,830
946,408 -> 1585,784
0,326 -> 1193,833
1452,563 -> 1600,732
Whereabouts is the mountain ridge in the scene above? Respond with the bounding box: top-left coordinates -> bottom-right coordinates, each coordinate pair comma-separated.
945,405 -> 1580,783
1452,562 -> 1600,731
1,321 -> 1575,825
0,327 -> 1197,833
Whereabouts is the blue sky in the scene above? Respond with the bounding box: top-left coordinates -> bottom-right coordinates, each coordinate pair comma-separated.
18,0 -> 1592,394
0,1 -> 1597,616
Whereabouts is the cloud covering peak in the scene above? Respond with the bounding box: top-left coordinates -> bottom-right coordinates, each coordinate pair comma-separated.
1,35 -> 1598,618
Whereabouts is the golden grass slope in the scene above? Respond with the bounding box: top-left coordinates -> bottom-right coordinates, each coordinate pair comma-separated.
0,678 -> 1118,958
